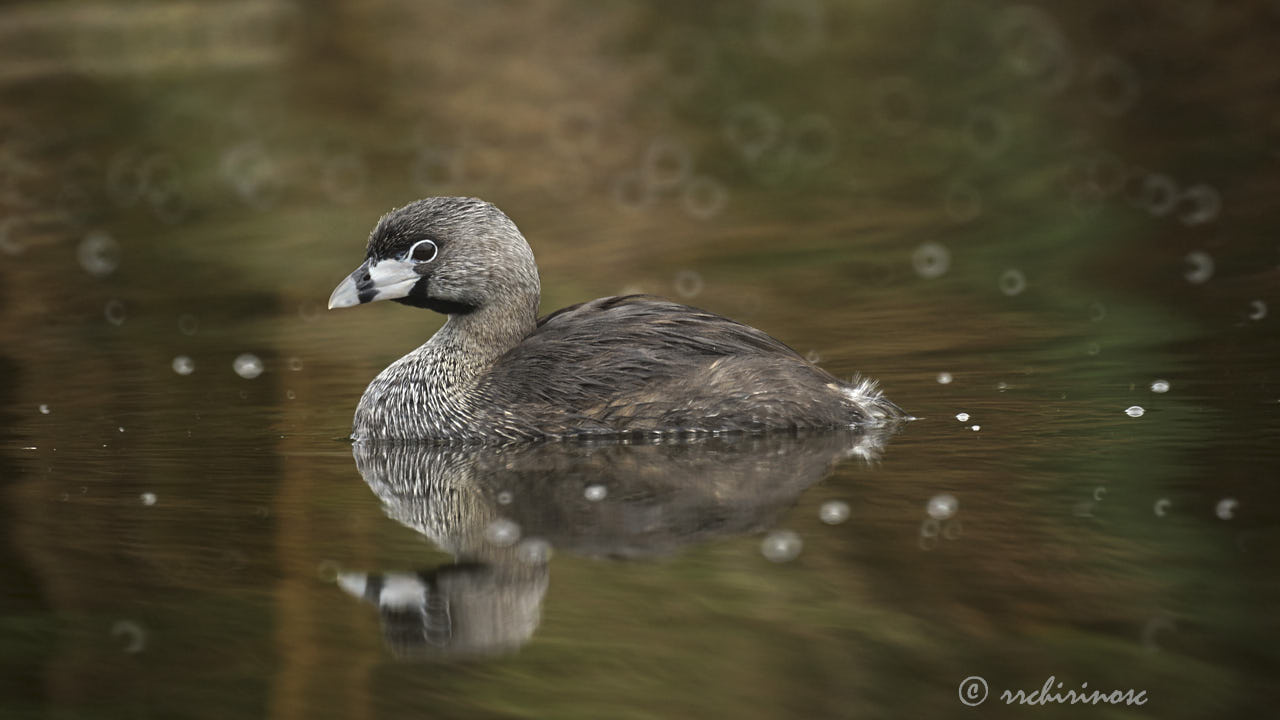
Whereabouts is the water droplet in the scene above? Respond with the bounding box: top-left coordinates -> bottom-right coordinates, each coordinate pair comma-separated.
1088,301 -> 1107,322
674,269 -> 704,298
583,484 -> 608,502
642,137 -> 692,190
963,107 -> 1011,158
106,149 -> 146,207
484,518 -> 521,547
172,355 -> 195,375
177,313 -> 199,335
1153,498 -> 1171,517
955,412 -> 970,422
970,425 -> 981,432
992,4 -> 1073,94
936,372 -> 953,384
110,620 -> 146,653
1134,173 -> 1177,216
1247,300 -> 1267,320
142,154 -> 189,224
944,181 -> 982,223
1125,405 -> 1145,417
872,76 -> 923,135
78,230 -> 120,277
998,269 -> 1027,296
1086,342 -> 1101,355
516,538 -> 552,565
118,426 -> 125,433
747,140 -> 797,187
316,560 -> 341,583
819,500 -> 850,525
1072,181 -> 1107,218
1184,251 -> 1214,284
549,103 -> 600,155
755,0 -> 825,62
723,102 -> 781,161
926,493 -> 958,520
104,299 -> 127,326
611,169 -> 654,212
1088,55 -> 1140,116
1086,152 -> 1128,196
1150,379 -> 1170,393
1177,184 -> 1220,226
220,141 -> 282,210
919,517 -> 941,538
681,176 -> 728,219
790,114 -> 838,169
760,530 -> 803,563
1215,498 -> 1237,520
233,353 -> 264,379
140,492 -> 157,506
285,389 -> 296,400
496,491 -> 513,505
912,242 -> 950,279
1093,486 -> 1108,502
288,357 -> 304,371
38,404 -> 50,415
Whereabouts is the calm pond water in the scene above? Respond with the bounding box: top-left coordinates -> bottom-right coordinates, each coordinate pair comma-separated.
2,1 -> 1278,718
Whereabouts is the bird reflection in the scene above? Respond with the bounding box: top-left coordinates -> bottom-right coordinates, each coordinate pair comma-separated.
337,428 -> 897,659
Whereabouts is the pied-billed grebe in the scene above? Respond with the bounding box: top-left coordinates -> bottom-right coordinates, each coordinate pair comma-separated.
328,196 -> 904,442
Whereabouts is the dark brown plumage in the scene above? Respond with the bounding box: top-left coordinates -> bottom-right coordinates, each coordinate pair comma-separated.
474,295 -> 896,440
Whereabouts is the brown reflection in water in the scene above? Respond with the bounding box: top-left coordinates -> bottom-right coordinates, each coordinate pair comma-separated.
336,430 -> 893,659
1,0 -> 1278,718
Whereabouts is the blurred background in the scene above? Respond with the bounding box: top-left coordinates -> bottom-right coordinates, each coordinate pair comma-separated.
1,1 -> 1278,718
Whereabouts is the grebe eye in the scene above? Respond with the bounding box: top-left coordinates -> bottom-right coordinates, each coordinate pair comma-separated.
408,239 -> 438,263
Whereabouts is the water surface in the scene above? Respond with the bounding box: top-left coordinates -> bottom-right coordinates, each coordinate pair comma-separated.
2,1 -> 1278,718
